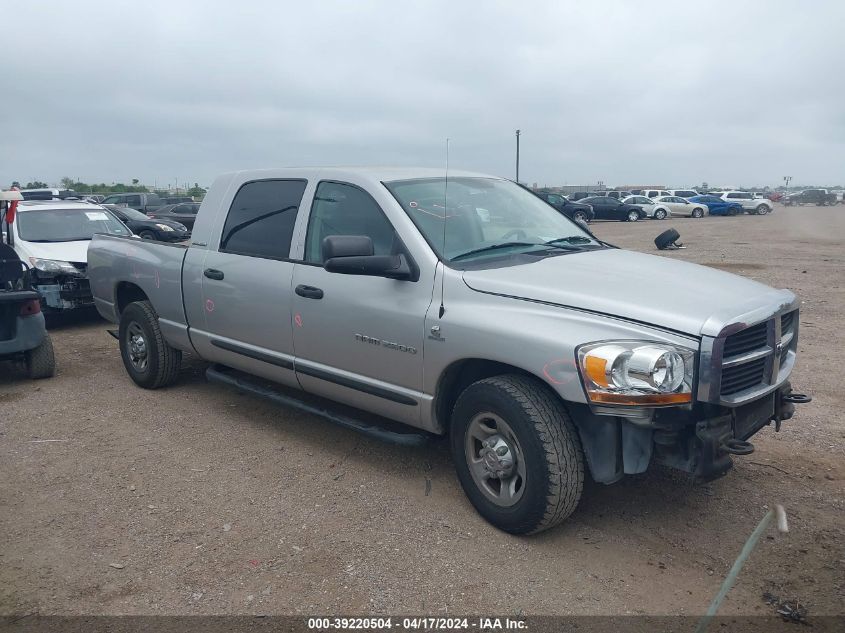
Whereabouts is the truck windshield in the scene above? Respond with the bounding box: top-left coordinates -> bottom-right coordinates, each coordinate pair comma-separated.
384,177 -> 597,263
16,208 -> 131,242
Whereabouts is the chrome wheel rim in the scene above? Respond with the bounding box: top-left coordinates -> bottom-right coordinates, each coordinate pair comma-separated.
656,210 -> 666,219
465,412 -> 526,507
628,211 -> 639,221
126,323 -> 148,372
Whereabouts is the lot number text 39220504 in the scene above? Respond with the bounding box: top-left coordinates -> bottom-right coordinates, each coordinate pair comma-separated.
307,616 -> 528,630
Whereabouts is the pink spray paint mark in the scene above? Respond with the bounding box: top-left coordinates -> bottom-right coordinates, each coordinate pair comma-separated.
294,313 -> 303,327
205,299 -> 215,313
542,359 -> 577,385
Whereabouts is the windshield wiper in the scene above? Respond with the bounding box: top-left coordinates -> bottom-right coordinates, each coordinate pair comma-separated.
451,241 -> 541,261
544,235 -> 596,246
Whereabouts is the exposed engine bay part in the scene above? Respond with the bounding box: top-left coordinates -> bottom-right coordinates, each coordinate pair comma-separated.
30,262 -> 93,311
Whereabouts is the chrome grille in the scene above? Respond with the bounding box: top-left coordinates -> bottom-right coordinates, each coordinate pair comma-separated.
781,311 -> 795,335
721,357 -> 767,395
703,308 -> 799,404
723,321 -> 768,358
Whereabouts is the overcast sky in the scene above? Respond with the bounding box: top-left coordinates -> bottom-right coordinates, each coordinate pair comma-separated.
2,0 -> 843,189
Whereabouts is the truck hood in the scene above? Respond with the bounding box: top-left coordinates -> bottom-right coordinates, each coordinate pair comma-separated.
18,239 -> 91,264
461,248 -> 792,337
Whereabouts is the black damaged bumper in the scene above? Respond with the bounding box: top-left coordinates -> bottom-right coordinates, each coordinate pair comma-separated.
657,382 -> 811,480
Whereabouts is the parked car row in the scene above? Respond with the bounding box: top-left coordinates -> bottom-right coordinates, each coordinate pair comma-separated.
539,189 -> 775,221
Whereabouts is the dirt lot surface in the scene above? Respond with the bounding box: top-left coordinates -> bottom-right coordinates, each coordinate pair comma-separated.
1,204 -> 843,619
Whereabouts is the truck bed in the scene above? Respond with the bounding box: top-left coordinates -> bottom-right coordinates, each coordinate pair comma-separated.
88,234 -> 189,332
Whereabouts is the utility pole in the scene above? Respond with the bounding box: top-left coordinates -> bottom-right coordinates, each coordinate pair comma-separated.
515,129 -> 521,183
783,176 -> 792,191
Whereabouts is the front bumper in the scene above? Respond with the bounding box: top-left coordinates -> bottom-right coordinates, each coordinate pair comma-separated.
34,277 -> 94,311
654,382 -> 810,480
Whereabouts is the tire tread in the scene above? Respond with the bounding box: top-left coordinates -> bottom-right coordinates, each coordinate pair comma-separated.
122,300 -> 181,388
454,375 -> 584,534
25,334 -> 56,379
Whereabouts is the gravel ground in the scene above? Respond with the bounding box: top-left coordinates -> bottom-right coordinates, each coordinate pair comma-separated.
1,203 -> 842,618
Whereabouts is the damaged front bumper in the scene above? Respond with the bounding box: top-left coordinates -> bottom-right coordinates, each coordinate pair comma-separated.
653,382 -> 811,480
572,382 -> 810,484
33,274 -> 94,311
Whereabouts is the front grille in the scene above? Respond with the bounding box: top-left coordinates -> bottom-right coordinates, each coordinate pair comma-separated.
723,321 -> 768,358
715,310 -> 798,400
721,357 -> 767,395
781,311 -> 795,334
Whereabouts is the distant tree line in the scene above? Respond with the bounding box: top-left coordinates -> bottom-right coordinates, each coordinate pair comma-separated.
9,177 -> 207,198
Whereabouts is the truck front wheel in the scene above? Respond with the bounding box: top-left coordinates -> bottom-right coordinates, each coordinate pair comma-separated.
755,204 -> 770,215
119,300 -> 182,389
450,375 -> 584,534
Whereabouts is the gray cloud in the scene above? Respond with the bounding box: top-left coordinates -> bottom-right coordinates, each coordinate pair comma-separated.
3,0 -> 844,189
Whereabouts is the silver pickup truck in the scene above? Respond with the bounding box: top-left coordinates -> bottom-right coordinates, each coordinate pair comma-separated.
89,167 -> 809,534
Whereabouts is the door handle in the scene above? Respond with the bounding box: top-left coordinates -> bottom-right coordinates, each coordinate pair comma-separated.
295,284 -> 324,299
203,268 -> 224,280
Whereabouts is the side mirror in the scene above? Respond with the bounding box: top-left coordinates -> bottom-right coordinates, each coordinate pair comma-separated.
322,235 -> 412,280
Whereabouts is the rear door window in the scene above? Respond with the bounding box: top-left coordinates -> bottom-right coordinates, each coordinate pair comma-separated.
219,179 -> 307,259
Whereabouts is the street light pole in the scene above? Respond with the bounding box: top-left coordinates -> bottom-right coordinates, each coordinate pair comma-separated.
783,176 -> 792,191
515,129 -> 521,183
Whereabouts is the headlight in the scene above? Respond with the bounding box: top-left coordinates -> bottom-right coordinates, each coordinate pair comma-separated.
28,258 -> 82,276
577,341 -> 694,406
155,224 -> 174,232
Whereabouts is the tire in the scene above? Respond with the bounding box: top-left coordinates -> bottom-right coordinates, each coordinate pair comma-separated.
755,204 -> 770,215
572,210 -> 588,224
119,300 -> 181,389
653,208 -> 667,220
655,228 -> 680,250
691,207 -> 704,218
25,334 -> 56,379
139,230 -> 156,240
626,210 -> 640,222
450,375 -> 584,534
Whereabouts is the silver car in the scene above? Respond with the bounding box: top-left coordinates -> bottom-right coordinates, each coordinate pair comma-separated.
622,195 -> 671,220
653,195 -> 708,218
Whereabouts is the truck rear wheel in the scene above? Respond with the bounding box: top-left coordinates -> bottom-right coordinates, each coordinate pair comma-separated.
25,334 -> 56,379
119,300 -> 181,389
450,375 -> 584,534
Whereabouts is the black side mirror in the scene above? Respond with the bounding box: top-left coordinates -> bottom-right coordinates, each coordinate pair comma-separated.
322,235 -> 412,280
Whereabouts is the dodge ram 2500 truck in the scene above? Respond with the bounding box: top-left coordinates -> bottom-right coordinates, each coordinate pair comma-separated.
88,167 -> 809,534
